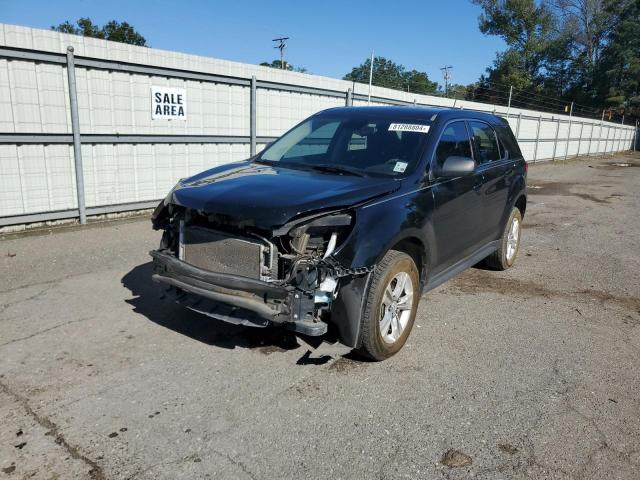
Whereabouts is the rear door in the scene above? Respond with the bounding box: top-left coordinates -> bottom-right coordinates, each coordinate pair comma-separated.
468,120 -> 511,243
430,120 -> 485,274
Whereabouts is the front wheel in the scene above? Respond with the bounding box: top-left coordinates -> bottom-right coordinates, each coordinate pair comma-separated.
358,250 -> 420,361
484,207 -> 523,270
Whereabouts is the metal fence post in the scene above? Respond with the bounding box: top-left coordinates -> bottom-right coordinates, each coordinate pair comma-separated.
616,120 -> 623,153
533,115 -> 542,163
577,121 -> 584,157
587,122 -> 592,156
634,120 -> 638,151
515,113 -> 522,139
249,76 -> 256,157
551,117 -> 560,161
564,102 -> 573,161
346,88 -> 353,107
624,128 -> 630,151
598,119 -> 604,155
66,46 -> 86,225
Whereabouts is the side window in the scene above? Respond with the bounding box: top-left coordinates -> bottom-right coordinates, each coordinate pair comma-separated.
469,121 -> 501,164
434,121 -> 472,170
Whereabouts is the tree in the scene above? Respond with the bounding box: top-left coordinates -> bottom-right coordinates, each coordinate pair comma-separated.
52,18 -> 147,46
472,0 -> 638,120
260,60 -> 307,73
448,83 -> 476,100
547,0 -> 615,102
596,0 -> 640,117
343,57 -> 439,95
473,0 -> 555,90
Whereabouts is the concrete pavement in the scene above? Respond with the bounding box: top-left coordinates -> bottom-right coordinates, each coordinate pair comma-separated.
1,153 -> 639,479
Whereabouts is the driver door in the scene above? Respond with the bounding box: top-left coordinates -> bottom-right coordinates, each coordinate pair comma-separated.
429,120 -> 485,274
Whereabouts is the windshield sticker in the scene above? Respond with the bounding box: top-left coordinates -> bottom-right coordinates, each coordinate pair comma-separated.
388,123 -> 430,133
393,161 -> 408,173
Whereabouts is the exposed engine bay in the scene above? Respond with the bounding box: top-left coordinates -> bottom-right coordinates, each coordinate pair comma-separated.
150,202 -> 372,336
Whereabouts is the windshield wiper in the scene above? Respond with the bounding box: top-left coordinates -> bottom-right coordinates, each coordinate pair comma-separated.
253,158 -> 276,165
309,164 -> 365,177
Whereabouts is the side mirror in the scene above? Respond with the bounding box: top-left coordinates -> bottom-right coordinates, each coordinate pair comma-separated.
437,156 -> 475,178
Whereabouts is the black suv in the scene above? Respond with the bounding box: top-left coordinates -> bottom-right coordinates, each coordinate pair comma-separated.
151,107 -> 527,360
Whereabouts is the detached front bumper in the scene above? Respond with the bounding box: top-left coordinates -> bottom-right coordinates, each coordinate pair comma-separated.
150,250 -> 328,335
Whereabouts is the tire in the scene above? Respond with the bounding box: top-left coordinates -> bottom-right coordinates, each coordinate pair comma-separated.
358,250 -> 420,361
484,207 -> 523,270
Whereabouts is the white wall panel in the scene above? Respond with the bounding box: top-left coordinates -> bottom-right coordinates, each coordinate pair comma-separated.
256,90 -> 344,136
0,59 -> 13,132
0,23 -> 636,223
0,145 -> 23,215
1,144 -> 77,216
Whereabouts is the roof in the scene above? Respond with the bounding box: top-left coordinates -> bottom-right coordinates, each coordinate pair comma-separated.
316,106 -> 504,124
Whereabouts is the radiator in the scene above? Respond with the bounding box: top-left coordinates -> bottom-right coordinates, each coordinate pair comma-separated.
179,225 -> 273,280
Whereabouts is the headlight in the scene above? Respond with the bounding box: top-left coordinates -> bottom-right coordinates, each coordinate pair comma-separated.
288,212 -> 354,258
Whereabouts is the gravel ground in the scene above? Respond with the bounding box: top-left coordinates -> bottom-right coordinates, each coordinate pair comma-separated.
1,152 -> 639,480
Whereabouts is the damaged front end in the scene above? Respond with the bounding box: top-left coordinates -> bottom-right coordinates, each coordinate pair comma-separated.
150,201 -> 371,339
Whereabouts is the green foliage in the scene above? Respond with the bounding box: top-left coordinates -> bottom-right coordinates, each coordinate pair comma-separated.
473,0 -> 640,120
52,18 -> 147,46
343,56 -> 439,95
260,60 -> 307,73
448,84 -> 476,99
596,0 -> 640,117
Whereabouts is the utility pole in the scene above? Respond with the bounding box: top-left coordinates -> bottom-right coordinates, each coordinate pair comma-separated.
272,37 -> 289,69
368,50 -> 374,105
440,65 -> 453,97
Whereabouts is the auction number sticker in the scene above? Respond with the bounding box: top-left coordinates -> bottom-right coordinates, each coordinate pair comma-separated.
388,123 -> 430,133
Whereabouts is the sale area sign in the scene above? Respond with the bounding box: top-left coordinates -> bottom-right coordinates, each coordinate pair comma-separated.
151,86 -> 186,120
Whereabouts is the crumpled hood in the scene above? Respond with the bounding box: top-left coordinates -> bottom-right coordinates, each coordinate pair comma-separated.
170,161 -> 398,229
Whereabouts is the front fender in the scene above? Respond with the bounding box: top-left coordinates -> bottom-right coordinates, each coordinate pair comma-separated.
334,188 -> 435,271
330,187 -> 436,348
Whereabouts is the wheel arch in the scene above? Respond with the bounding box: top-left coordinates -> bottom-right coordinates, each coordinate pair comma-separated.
515,194 -> 527,218
387,236 -> 429,290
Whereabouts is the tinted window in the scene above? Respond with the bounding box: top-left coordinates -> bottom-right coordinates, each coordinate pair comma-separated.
261,117 -> 430,177
495,124 -> 522,159
434,121 -> 472,169
469,121 -> 501,163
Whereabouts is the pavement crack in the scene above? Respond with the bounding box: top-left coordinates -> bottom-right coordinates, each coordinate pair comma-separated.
0,278 -> 61,296
0,281 -> 60,318
0,316 -> 94,348
0,379 -> 106,480
209,449 -> 258,480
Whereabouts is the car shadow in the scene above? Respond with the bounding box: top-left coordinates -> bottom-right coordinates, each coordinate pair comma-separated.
121,262 -> 333,361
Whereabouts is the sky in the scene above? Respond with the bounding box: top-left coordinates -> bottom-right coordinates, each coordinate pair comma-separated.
0,0 -> 507,86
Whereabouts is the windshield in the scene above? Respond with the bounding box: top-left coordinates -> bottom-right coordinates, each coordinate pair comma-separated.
259,116 -> 431,177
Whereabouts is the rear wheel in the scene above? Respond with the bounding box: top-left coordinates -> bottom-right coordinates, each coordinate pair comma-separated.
358,250 -> 419,361
485,207 -> 522,270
